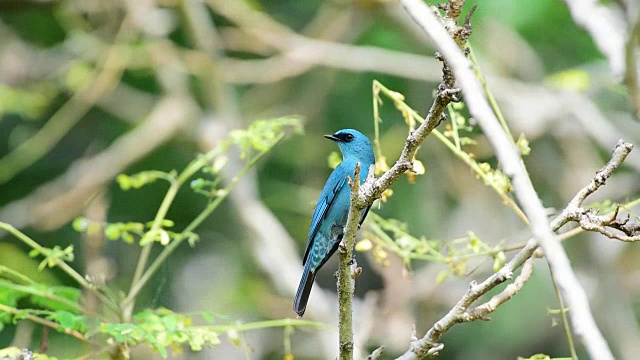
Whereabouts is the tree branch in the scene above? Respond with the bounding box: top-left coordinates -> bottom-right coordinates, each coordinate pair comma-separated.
337,163 -> 362,360
397,0 -> 624,358
395,139 -> 633,359
463,257 -> 535,321
559,140 -> 639,242
334,2 -> 468,358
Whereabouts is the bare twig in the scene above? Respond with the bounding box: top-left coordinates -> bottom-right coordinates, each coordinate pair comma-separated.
463,257 -> 535,321
397,0 -> 621,358
557,140 -> 638,242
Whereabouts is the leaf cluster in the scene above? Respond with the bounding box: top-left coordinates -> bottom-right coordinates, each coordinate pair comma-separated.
0,118 -> 308,359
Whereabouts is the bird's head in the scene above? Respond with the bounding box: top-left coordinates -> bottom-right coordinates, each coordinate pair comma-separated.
324,129 -> 374,163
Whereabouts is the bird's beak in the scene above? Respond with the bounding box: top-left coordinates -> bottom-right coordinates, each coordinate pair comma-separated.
324,134 -> 340,142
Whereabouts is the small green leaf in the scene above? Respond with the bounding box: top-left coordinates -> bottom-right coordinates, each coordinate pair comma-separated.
492,251 -> 506,271
516,133 -> 531,156
105,224 -> 121,240
121,232 -> 135,244
211,155 -> 228,174
65,62 -> 93,91
186,232 -> 200,247
117,171 -> 170,191
72,217 -> 89,232
226,329 -> 240,346
436,270 -> 449,284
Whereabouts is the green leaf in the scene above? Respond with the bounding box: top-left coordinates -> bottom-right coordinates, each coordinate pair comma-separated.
211,155 -> 228,174
117,171 -> 171,191
105,224 -> 121,240
492,251 -> 506,271
72,217 -> 89,232
65,61 -> 93,91
72,217 -> 101,235
517,354 -> 552,360
226,328 -> 240,346
48,311 -> 88,332
185,232 -> 200,247
436,270 -> 450,284
516,133 -> 531,156
229,117 -> 303,158
27,284 -> 81,313
0,83 -> 57,119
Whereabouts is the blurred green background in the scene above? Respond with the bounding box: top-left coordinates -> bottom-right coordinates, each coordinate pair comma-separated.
1,0 -> 639,359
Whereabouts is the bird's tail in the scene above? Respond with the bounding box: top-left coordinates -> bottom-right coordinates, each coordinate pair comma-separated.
294,261 -> 316,317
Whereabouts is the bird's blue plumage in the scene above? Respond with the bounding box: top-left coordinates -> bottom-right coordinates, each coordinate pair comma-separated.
294,129 -> 375,317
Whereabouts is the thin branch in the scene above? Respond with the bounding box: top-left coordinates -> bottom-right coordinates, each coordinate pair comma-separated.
337,163 -> 363,360
463,257 -> 535,321
558,140 -> 639,242
122,134 -> 286,309
0,303 -> 90,344
548,262 -> 579,360
0,222 -> 117,313
566,140 -> 634,210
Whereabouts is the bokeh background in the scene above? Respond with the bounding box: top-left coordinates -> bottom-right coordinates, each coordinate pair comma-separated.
1,0 -> 640,359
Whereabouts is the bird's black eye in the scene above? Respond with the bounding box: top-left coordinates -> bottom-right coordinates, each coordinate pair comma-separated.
345,133 -> 354,141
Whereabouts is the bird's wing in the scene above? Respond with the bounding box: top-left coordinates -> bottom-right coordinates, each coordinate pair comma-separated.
302,166 -> 348,265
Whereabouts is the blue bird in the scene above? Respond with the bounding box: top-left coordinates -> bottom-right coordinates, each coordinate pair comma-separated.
294,129 -> 375,317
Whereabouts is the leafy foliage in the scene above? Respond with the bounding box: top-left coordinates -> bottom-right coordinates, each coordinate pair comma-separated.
28,246 -> 74,271
117,171 -> 176,190
93,308 -> 221,358
359,213 -> 509,282
0,118 -> 307,359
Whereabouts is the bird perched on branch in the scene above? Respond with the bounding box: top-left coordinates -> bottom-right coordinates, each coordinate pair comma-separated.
294,129 -> 375,317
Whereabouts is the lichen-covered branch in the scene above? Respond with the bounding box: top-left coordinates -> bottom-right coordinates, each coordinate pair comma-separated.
337,163 -> 361,360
